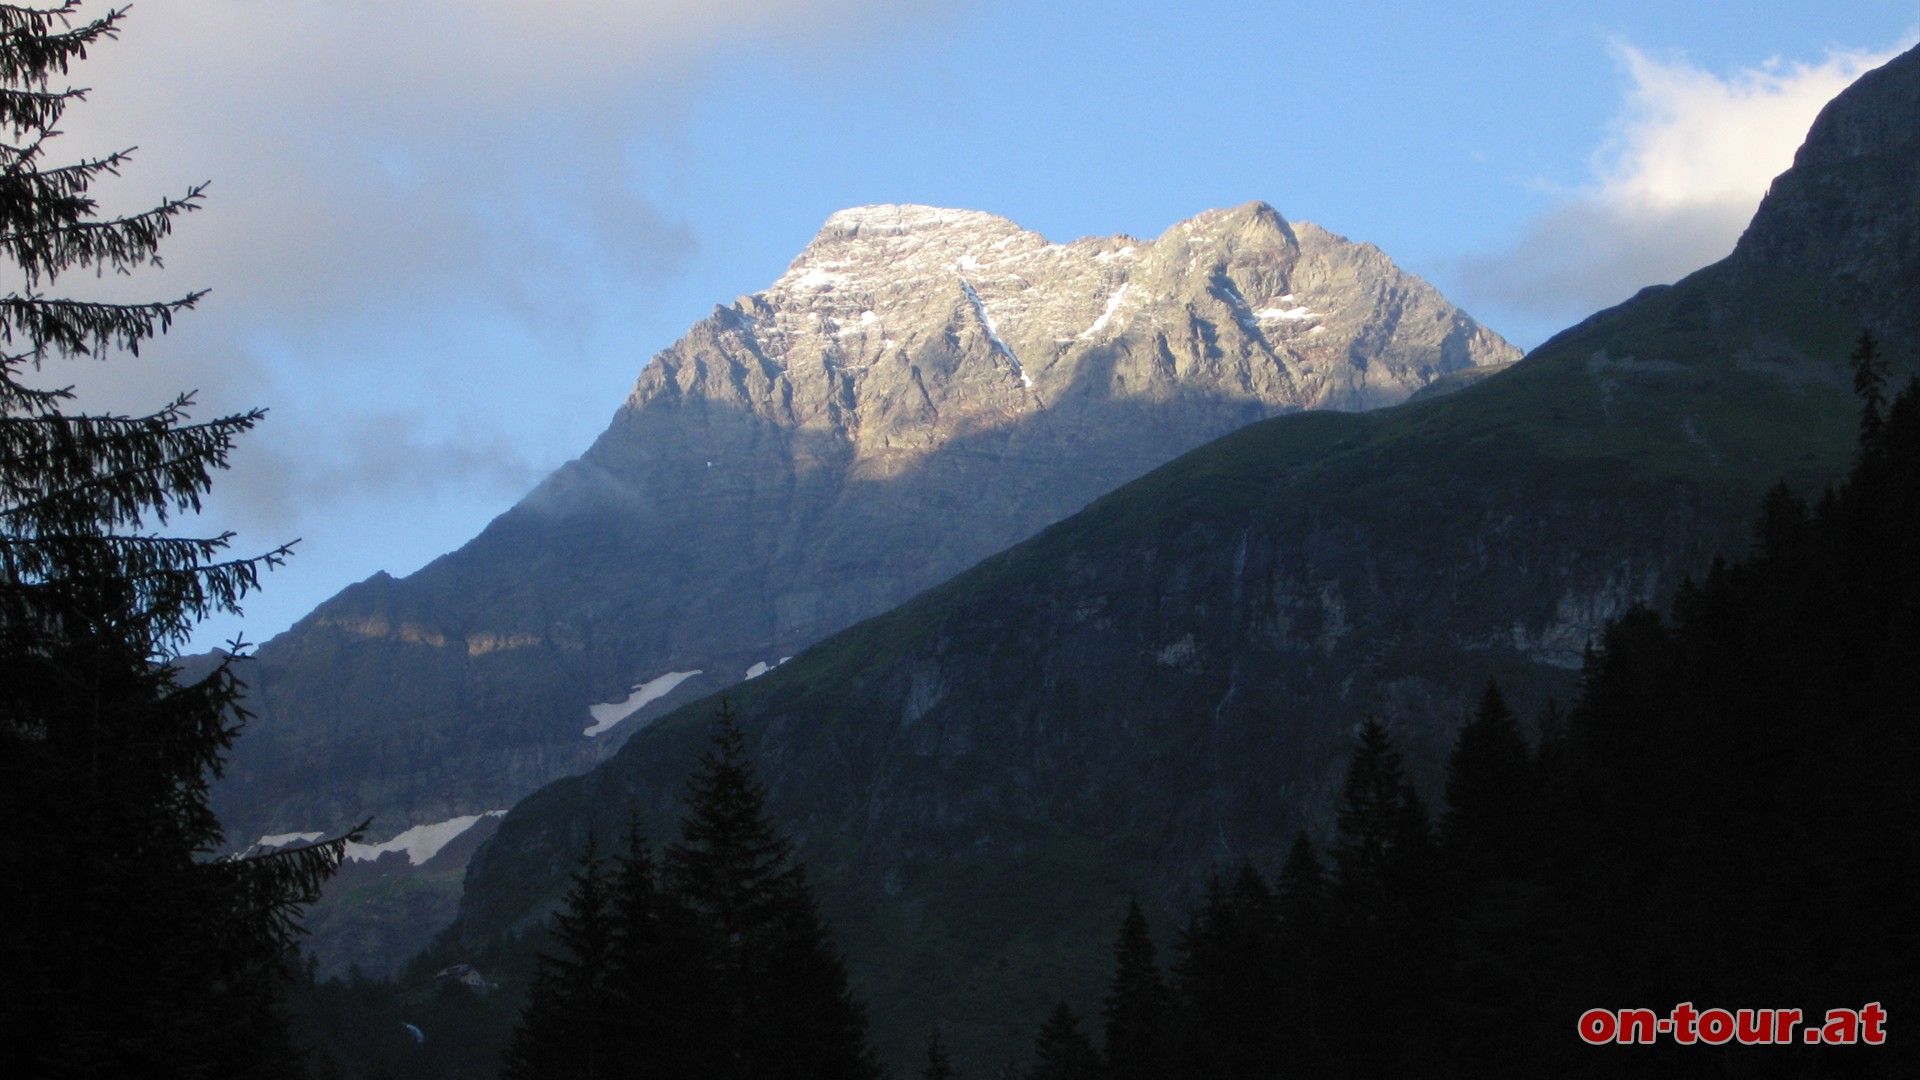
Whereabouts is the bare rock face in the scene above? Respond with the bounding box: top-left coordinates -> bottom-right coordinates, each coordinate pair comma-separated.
217,202 -> 1515,881
456,45 -> 1920,1066
1728,48 -> 1920,351
525,202 -> 1512,650
580,201 -> 1506,505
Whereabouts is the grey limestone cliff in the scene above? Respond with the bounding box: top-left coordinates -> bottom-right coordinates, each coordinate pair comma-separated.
216,200 -> 1514,868
454,44 -> 1920,1068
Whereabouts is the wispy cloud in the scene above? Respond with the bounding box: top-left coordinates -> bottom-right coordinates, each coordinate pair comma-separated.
1460,40 -> 1909,336
67,0 -> 940,362
220,411 -> 550,533
40,0 -> 941,505
22,0 -> 948,649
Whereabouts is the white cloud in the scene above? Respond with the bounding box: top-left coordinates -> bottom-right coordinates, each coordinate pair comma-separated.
63,0 -> 938,351
1460,40 -> 1910,333
14,0 -> 948,651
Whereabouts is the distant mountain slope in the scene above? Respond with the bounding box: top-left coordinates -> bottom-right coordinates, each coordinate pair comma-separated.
454,44 -> 1920,1070
213,200 -> 1512,967
219,204 -> 1510,845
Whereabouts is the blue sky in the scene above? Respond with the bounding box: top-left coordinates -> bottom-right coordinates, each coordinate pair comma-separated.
44,0 -> 1918,651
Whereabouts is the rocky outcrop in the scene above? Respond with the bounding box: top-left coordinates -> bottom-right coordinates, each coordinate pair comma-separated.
455,45 -> 1920,1069
213,203 -> 1512,978
1730,45 -> 1920,350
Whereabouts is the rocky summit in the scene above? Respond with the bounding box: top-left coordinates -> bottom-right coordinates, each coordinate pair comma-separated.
214,201 -> 1512,972
453,44 -> 1920,1068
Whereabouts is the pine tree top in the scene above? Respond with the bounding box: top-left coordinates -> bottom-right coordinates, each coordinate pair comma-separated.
664,701 -> 801,940
1,2 -> 283,654
1332,720 -> 1432,904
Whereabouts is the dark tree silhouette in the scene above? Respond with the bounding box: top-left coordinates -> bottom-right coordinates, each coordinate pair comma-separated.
1100,898 -> 1169,1080
1325,720 -> 1437,1077
1850,330 -> 1890,443
1025,1001 -> 1099,1080
503,707 -> 881,1079
0,5 -> 356,1077
1441,681 -> 1532,883
501,837 -> 617,1080
921,1026 -> 957,1080
1271,832 -> 1329,1071
664,702 -> 882,1080
605,820 -> 720,1077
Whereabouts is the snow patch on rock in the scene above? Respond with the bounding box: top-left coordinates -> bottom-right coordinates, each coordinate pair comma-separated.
256,830 -> 323,849
959,276 -> 1031,387
1080,283 -> 1130,340
585,670 -> 703,736
345,811 -> 506,866
745,656 -> 794,680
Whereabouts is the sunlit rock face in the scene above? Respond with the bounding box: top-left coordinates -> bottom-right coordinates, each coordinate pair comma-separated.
214,201 -> 1514,905
447,46 -> 1920,1068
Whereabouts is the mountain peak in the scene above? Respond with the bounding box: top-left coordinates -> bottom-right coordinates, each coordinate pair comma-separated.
743,200 -> 1509,419
1161,199 -> 1291,238
1727,43 -> 1920,350
819,203 -> 1022,238
220,198 -> 1517,966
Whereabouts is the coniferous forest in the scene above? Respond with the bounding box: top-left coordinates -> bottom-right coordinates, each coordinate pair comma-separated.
504,705 -> 881,1080
1011,345 -> 1918,1080
298,354 -> 1917,1079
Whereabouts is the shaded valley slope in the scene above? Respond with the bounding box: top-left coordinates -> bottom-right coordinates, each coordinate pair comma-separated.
217,201 -> 1514,972
454,44 -> 1920,1069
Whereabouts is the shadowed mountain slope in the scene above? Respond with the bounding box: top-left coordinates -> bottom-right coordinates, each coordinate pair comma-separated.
454,44 -> 1920,1070
213,201 -> 1513,972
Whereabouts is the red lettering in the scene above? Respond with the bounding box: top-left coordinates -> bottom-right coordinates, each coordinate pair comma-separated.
1861,1002 -> 1887,1045
1576,1003 -> 1878,1048
1619,1008 -> 1658,1044
1821,1008 -> 1859,1045
1578,1009 -> 1616,1045
1670,1002 -> 1699,1045
1698,1008 -> 1735,1045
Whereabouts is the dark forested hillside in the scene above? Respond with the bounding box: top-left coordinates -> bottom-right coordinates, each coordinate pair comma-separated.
450,44 -> 1920,1070
1038,356 -> 1917,1079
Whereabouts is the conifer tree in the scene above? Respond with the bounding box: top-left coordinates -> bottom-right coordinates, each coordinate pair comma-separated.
1849,330 -> 1890,444
1169,867 -> 1284,1080
1325,720 -> 1437,1076
1100,899 -> 1169,1080
1025,1001 -> 1100,1080
0,6 -> 355,1077
605,819 -> 718,1077
1438,687 -> 1561,1074
748,871 -> 884,1080
666,701 -> 802,956
1271,832 -> 1328,1069
1440,681 -> 1532,882
1273,831 -> 1327,945
1331,721 -> 1433,915
502,836 -> 617,1080
665,702 -> 882,1080
921,1026 -> 957,1080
